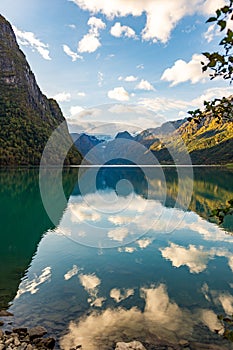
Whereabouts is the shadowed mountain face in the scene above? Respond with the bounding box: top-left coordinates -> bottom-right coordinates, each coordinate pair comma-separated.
0,168 -> 79,309
0,15 -> 82,166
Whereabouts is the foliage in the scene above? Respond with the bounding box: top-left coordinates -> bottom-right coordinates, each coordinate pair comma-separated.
210,199 -> 233,224
202,0 -> 233,82
187,96 -> 233,123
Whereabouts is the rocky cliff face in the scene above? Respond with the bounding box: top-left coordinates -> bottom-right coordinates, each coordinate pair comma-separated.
0,15 -> 82,165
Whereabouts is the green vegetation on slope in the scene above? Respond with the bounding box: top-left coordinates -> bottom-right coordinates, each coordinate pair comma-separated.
0,15 -> 82,166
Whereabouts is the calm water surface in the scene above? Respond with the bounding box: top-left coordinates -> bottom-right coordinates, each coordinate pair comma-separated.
0,167 -> 233,349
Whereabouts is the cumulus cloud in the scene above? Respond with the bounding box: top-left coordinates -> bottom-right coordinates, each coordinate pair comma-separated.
53,92 -> 71,102
13,26 -> 51,60
63,44 -> 83,61
60,283 -> 214,350
108,87 -> 130,101
160,243 -> 215,273
110,22 -> 136,38
118,75 -> 138,82
110,288 -> 134,302
135,79 -> 155,91
78,273 -> 104,307
70,0 -> 225,44
78,33 -> 102,53
78,17 -> 106,53
160,243 -> 233,274
79,273 -> 101,292
137,238 -> 152,249
108,227 -> 129,242
161,54 -> 209,86
16,267 -> 51,298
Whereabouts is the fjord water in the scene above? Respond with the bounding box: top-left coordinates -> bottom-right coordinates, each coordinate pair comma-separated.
0,167 -> 233,349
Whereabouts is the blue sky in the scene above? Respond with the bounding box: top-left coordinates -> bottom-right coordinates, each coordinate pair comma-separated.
1,0 -> 233,135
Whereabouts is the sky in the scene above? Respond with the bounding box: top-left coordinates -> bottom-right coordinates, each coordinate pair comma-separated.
1,0 -> 233,135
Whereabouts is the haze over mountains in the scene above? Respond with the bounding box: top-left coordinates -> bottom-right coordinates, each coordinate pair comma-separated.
71,107 -> 233,165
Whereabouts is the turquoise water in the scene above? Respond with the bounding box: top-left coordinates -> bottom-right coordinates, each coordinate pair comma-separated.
0,167 -> 233,349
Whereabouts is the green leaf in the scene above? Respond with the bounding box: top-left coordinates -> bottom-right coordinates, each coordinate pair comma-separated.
217,20 -> 227,31
206,16 -> 217,22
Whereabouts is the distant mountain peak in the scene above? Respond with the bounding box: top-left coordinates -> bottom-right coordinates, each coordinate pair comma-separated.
115,131 -> 133,140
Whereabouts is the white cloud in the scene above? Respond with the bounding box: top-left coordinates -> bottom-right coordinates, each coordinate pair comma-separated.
160,243 -> 215,273
88,16 -> 106,32
98,71 -> 104,87
108,227 -> 129,242
16,267 -> 51,298
137,64 -> 144,69
191,87 -> 233,107
78,16 -> 106,53
79,273 -> 101,292
200,0 -> 226,15
204,24 -> 218,43
110,288 -> 134,302
108,104 -> 155,117
70,203 -> 101,222
204,16 -> 233,43
137,238 -> 152,249
125,75 -> 138,82
135,79 -> 155,91
77,92 -> 86,97
161,54 -> 209,86
118,246 -> 137,253
118,75 -> 138,82
70,105 -> 85,117
64,265 -> 80,280
108,87 -> 130,101
78,33 -> 101,53
78,273 -> 104,307
108,215 -> 133,225
139,96 -> 190,112
70,0 -> 225,44
69,107 -> 101,119
110,22 -> 136,38
68,24 -> 76,29
53,92 -> 71,102
60,283 -> 209,350
13,26 -> 51,60
63,44 -> 83,61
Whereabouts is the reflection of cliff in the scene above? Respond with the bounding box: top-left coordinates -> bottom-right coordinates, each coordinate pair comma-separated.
72,167 -> 233,232
0,169 -> 78,309
164,168 -> 233,230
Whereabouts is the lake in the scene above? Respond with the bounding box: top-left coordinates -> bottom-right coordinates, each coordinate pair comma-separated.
0,167 -> 233,349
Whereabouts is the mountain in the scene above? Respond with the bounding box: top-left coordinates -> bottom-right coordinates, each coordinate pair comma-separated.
71,133 -> 104,157
115,131 -> 134,140
136,102 -> 233,165
0,15 -> 82,166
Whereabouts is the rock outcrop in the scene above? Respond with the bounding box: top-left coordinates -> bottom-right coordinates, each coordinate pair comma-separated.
0,15 -> 82,165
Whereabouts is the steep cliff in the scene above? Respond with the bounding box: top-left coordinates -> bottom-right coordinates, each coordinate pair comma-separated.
0,15 -> 82,165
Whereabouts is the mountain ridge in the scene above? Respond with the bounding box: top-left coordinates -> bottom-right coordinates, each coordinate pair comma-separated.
0,14 -> 82,166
